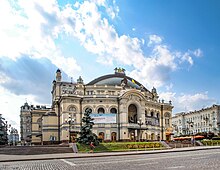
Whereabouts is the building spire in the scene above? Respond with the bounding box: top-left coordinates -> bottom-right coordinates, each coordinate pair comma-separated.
56,69 -> 62,82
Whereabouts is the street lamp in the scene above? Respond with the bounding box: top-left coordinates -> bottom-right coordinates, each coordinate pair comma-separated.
187,121 -> 194,146
65,115 -> 75,143
137,118 -> 144,142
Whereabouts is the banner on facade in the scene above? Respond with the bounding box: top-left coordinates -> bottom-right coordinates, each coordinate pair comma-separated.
91,113 -> 116,124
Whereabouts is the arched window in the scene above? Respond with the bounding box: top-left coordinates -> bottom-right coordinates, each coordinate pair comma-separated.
146,133 -> 149,140
85,107 -> 92,113
69,106 -> 76,112
145,110 -> 148,117
156,112 -> 160,119
164,112 -> 171,118
157,134 -> 160,141
151,111 -> 154,117
164,112 -> 171,127
98,107 -> 105,114
151,133 -> 155,140
98,132 -> 105,141
128,104 -> 137,123
110,108 -> 117,114
111,132 -> 117,141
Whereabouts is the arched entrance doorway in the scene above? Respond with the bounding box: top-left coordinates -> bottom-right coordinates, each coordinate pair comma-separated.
151,133 -> 155,140
111,132 -> 117,141
128,104 -> 137,123
98,132 -> 105,142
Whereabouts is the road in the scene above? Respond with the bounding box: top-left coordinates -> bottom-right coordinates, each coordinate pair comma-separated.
0,149 -> 219,170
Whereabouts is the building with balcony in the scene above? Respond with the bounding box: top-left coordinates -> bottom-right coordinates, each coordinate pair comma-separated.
172,105 -> 220,137
20,68 -> 173,144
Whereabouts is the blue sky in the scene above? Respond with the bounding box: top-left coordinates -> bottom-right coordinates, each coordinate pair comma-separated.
0,0 -> 219,131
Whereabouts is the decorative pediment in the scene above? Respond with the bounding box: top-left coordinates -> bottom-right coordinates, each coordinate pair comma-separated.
120,89 -> 145,101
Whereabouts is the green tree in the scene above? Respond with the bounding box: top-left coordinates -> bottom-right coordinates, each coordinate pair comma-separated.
0,114 -> 8,145
77,108 -> 99,145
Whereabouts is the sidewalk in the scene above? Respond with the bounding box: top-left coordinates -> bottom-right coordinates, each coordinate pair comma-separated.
0,146 -> 220,162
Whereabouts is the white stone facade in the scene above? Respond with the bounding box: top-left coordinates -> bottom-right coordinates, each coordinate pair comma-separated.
20,68 -> 173,144
172,105 -> 220,137
52,68 -> 173,142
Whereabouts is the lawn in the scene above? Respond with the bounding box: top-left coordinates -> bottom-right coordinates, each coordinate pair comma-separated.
77,142 -> 164,153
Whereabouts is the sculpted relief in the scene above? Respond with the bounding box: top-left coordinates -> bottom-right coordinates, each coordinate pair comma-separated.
128,94 -> 141,102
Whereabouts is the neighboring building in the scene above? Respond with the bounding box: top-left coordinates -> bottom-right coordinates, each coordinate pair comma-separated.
20,102 -> 32,145
20,103 -> 55,145
8,127 -> 19,146
20,68 -> 173,144
172,105 -> 220,137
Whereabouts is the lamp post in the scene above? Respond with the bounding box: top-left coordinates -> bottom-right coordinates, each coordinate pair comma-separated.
137,118 -> 144,142
187,121 -> 194,146
65,115 -> 75,143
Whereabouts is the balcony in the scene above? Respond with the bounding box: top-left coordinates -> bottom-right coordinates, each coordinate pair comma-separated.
97,124 -> 105,128
110,124 -> 117,128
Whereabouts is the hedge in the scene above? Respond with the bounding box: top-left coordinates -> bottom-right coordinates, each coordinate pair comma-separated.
201,140 -> 220,146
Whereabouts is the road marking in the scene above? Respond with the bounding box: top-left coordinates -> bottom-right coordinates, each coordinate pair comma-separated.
167,166 -> 185,169
60,159 -> 76,166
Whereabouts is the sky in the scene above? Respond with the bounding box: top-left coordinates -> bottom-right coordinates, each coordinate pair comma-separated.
0,0 -> 220,133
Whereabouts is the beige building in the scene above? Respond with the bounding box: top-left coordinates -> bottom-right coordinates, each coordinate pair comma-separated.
172,105 -> 220,137
20,104 -> 57,145
20,103 -> 32,144
20,68 -> 173,144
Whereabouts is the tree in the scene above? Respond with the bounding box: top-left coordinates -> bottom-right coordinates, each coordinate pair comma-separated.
0,114 -> 8,145
77,108 -> 99,145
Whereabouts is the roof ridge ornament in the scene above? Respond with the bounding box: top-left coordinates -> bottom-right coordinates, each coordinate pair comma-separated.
114,67 -> 126,75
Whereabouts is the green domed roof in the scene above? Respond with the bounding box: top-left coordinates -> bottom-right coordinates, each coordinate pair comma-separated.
87,73 -> 149,92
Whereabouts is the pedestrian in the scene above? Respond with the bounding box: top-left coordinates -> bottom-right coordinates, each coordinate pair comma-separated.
89,142 -> 95,153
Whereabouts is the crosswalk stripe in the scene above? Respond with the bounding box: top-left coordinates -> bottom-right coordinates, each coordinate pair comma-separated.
60,159 -> 76,166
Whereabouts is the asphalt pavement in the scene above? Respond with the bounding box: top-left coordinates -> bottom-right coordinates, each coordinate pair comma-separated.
0,145 -> 220,162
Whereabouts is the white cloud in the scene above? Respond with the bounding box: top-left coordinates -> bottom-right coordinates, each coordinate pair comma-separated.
56,0 -> 202,89
0,0 -> 203,89
159,91 -> 216,113
181,53 -> 194,65
0,0 -> 81,78
193,48 -> 202,57
0,86 -> 43,134
0,0 -> 206,127
165,83 -> 173,91
148,34 -> 162,46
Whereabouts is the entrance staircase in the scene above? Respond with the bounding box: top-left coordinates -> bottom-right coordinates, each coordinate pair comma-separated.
160,141 -> 172,149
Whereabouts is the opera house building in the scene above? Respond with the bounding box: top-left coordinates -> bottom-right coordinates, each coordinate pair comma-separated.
20,68 -> 173,145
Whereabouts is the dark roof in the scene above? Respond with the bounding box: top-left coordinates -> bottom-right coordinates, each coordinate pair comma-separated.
56,69 -> 61,73
87,73 -> 150,92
